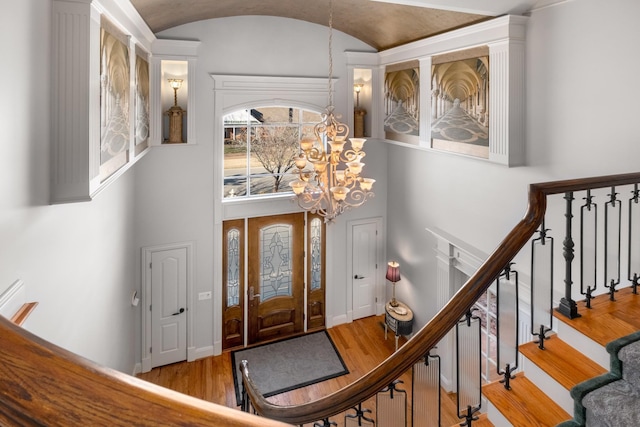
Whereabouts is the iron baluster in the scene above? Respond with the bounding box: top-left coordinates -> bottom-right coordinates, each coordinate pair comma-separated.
604,186 -> 621,300
628,184 -> 640,294
499,363 -> 517,391
380,379 -> 404,399
557,191 -> 581,319
458,405 -> 480,427
344,403 -> 374,426
580,189 -> 598,308
530,218 -> 554,349
412,351 -> 441,427
496,264 -> 519,390
313,418 -> 337,427
376,379 -> 407,426
456,309 -> 482,425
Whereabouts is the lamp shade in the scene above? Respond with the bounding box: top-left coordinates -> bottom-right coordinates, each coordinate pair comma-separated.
386,261 -> 401,283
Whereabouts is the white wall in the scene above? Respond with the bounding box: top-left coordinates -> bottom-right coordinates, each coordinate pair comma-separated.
386,0 -> 640,329
0,0 -> 139,373
136,16 -> 386,354
7,0 -> 636,371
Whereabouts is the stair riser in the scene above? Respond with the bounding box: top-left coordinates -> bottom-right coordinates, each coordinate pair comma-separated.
521,357 -> 574,414
557,321 -> 609,369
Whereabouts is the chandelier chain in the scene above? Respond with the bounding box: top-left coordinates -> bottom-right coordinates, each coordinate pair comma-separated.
328,0 -> 333,107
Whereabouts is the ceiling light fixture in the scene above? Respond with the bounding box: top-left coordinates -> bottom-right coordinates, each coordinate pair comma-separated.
289,0 -> 375,222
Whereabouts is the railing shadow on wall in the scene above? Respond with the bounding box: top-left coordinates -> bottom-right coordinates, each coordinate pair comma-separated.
2,172 -> 640,426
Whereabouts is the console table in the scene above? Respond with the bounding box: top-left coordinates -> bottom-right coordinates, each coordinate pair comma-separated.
384,301 -> 414,351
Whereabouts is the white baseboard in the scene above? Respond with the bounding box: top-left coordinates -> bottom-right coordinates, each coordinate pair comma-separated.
131,362 -> 142,376
141,357 -> 152,373
331,314 -> 349,327
191,345 -> 214,361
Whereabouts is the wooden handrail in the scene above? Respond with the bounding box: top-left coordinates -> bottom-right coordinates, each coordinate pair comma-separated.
0,317 -> 290,426
242,171 -> 640,424
2,172 -> 640,426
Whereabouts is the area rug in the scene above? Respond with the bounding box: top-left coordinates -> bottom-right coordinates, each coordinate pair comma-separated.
231,330 -> 349,406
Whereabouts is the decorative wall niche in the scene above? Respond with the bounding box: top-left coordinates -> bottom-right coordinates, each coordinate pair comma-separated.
378,15 -> 527,166
151,40 -> 200,146
51,0 -> 153,204
161,60 -> 188,144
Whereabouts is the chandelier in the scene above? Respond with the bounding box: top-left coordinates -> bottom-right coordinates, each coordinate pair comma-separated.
289,0 -> 375,222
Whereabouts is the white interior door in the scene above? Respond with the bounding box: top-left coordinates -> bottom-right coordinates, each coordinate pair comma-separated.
351,221 -> 378,320
151,247 -> 187,368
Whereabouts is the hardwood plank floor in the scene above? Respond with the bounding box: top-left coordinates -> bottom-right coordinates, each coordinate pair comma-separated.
137,315 -> 464,426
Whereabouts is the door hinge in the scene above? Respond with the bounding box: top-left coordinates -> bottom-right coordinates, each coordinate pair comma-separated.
376,297 -> 378,303
149,262 -> 152,269
149,305 -> 152,311
150,347 -> 152,354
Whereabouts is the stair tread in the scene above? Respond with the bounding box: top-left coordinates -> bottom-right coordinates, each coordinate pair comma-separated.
554,288 -> 640,346
483,373 -> 571,426
520,337 -> 607,390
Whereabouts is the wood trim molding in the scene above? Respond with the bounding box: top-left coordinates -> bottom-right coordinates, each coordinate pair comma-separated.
10,302 -> 38,327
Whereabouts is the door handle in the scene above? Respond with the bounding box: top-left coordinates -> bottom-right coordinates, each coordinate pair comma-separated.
249,286 -> 261,300
354,275 -> 366,279
172,308 -> 185,316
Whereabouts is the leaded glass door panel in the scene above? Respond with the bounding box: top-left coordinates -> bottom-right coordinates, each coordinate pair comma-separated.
248,213 -> 304,344
222,219 -> 244,350
307,213 -> 326,331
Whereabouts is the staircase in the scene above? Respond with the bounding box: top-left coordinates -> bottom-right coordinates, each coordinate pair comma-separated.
483,287 -> 640,427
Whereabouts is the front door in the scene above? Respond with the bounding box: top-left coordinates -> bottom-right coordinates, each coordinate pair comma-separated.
151,247 -> 187,368
247,213 -> 305,344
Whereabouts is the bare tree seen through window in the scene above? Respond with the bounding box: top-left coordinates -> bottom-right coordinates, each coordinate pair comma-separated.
251,126 -> 300,193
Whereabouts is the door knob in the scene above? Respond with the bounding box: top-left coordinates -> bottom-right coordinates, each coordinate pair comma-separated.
172,308 -> 185,316
354,275 -> 366,279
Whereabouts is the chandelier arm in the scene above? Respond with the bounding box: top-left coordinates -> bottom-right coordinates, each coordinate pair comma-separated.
288,0 -> 374,223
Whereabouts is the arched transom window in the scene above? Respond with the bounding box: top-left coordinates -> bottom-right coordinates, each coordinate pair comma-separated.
223,106 -> 322,199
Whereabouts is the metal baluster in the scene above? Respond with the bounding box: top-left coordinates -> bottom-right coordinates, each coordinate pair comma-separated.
412,351 -> 441,427
580,189 -> 598,308
377,380 -> 407,427
314,418 -> 337,427
496,263 -> 519,389
345,403 -> 374,427
456,310 -> 481,426
628,184 -> 640,294
604,186 -> 622,301
557,191 -> 581,319
530,218 -> 554,349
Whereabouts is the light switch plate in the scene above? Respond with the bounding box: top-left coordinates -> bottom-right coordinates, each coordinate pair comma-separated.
198,291 -> 212,300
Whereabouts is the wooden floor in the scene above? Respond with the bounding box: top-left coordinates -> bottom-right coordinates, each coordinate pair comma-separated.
137,315 -> 465,426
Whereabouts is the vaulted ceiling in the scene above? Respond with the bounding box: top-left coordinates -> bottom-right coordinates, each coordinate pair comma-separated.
129,0 -> 540,51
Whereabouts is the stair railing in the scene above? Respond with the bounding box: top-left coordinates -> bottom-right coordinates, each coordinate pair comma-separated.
3,173 -> 640,426
241,172 -> 640,425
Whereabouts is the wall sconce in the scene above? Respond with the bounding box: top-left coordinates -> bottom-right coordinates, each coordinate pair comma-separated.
354,83 -> 364,108
168,79 -> 183,107
386,261 -> 401,307
165,78 -> 185,143
353,83 -> 366,138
